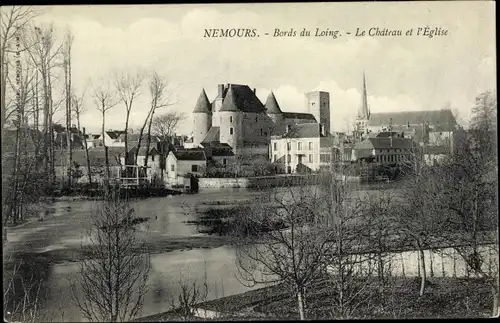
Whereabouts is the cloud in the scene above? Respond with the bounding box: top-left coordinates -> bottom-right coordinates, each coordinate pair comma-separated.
29,4 -> 495,135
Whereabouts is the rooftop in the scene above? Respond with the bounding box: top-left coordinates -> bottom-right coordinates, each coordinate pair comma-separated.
369,109 -> 457,131
172,149 -> 206,161
219,84 -> 266,113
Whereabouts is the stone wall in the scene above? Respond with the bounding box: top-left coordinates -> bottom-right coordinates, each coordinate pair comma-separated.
198,174 -> 337,189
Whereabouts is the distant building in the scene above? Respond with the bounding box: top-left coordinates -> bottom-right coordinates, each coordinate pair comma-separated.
352,135 -> 415,164
270,123 -> 333,174
53,148 -> 125,184
53,125 -> 85,150
97,130 -> 127,147
353,73 -> 459,145
165,149 -> 207,186
191,83 -> 330,157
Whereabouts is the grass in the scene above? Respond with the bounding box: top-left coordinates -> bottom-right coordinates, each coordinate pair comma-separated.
141,276 -> 492,320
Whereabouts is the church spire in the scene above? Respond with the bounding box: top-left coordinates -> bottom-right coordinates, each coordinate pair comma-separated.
358,72 -> 370,119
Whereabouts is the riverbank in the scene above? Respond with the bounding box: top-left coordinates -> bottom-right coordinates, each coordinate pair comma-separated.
137,276 -> 493,320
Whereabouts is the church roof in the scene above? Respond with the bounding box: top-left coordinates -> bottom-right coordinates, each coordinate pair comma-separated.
358,72 -> 370,119
264,92 -> 282,114
201,127 -> 220,144
369,109 -> 457,131
193,89 -> 212,113
219,84 -> 266,113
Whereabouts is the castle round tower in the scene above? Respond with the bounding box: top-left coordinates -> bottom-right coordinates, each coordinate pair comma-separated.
192,89 -> 212,147
265,91 -> 284,135
219,85 -> 243,152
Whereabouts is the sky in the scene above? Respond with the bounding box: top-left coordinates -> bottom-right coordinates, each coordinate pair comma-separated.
30,2 -> 496,134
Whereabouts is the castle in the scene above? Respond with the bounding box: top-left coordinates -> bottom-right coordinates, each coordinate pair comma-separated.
192,83 -> 331,156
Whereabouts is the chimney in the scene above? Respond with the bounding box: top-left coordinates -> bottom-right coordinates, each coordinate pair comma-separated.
218,84 -> 225,97
253,88 -> 256,94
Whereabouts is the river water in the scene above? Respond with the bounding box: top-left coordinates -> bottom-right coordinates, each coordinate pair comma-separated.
4,183 -> 497,322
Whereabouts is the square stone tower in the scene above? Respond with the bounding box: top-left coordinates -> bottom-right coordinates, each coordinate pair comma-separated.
305,91 -> 330,135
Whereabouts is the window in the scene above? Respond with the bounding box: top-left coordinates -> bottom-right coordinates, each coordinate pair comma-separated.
255,116 -> 258,122
170,164 -> 175,172
287,142 -> 291,151
230,116 -> 233,123
273,142 -> 277,150
308,142 -> 313,150
298,142 -> 302,150
287,154 -> 291,163
191,165 -> 198,172
308,154 -> 313,163
320,154 -> 330,163
229,127 -> 234,135
260,128 -> 263,136
273,154 -> 277,162
264,132 -> 267,136
223,158 -> 227,165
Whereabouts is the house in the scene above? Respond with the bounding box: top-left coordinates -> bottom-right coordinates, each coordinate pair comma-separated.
351,136 -> 415,164
204,142 -> 236,172
99,130 -> 127,147
165,149 -> 206,186
270,123 -> 333,174
423,145 -> 450,166
53,125 -> 85,150
126,146 -> 162,182
53,148 -> 125,184
184,137 -> 195,149
192,84 -> 329,157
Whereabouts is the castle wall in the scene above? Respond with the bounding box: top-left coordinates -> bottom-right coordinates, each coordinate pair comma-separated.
219,111 -> 243,151
306,91 -> 331,135
193,113 -> 212,147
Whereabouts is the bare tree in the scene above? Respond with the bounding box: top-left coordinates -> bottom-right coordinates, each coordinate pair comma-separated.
235,172 -> 374,320
114,69 -> 144,169
170,275 -> 208,320
63,30 -> 74,187
360,190 -> 399,295
3,259 -> 44,323
151,111 -> 186,141
71,193 -> 151,322
1,6 -> 41,139
138,70 -> 173,168
72,86 -> 92,185
435,90 -> 498,316
394,165 -> 447,297
92,78 -> 118,193
24,23 -> 64,189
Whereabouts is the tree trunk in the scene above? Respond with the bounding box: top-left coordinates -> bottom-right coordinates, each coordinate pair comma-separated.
65,58 -> 72,189
48,72 -> 55,189
82,127 -> 92,185
418,245 -> 426,297
143,114 -> 153,168
492,284 -> 499,317
297,288 -> 306,320
102,108 -> 110,196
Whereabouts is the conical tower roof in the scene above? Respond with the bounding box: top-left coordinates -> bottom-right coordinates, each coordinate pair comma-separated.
265,92 -> 282,114
220,85 -> 239,112
193,89 -> 211,113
